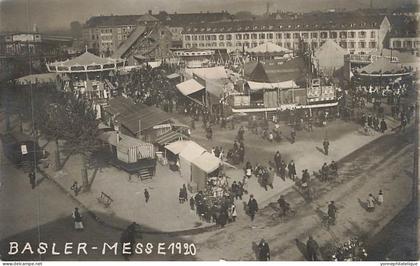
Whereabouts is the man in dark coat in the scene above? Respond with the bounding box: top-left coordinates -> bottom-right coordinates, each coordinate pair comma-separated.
274,151 -> 282,173
323,138 -> 330,155
380,118 -> 387,133
144,189 -> 150,203
288,160 -> 296,180
258,239 -> 270,261
328,201 -> 337,225
247,195 -> 258,221
306,235 -> 319,261
279,160 -> 287,180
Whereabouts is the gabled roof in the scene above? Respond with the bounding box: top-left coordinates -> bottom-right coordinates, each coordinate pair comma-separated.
244,58 -> 307,83
85,15 -> 142,28
137,13 -> 159,22
106,96 -> 173,134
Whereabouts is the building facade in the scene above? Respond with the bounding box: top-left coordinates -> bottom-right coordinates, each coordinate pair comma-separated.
182,14 -> 392,54
82,11 -> 231,56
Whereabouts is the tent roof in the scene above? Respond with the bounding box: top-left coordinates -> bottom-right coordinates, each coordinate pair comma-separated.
185,66 -> 228,80
167,73 -> 180,79
99,131 -> 153,150
247,80 -> 297,90
165,140 -> 193,154
106,96 -> 173,133
179,141 -> 207,162
176,79 -> 205,96
314,39 -> 347,59
50,51 -> 121,67
192,151 -> 221,173
244,58 -> 307,83
358,57 -> 405,74
246,42 -> 293,54
15,73 -> 58,85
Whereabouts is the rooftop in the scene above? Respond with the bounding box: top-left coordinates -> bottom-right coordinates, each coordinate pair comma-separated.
182,14 -> 386,34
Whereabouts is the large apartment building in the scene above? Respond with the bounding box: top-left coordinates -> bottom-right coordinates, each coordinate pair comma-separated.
181,13 -> 392,54
82,11 -> 231,56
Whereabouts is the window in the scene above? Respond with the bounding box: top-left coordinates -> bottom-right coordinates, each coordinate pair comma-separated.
267,33 -> 273,39
358,41 -> 366,48
285,33 -> 291,39
348,41 -> 355,48
285,42 -> 292,49
219,42 -> 225,47
259,33 -> 266,39
369,41 -> 376,48
219,35 -> 224,41
349,31 -> 355,38
339,41 -> 347,48
186,43 -> 191,48
302,32 -> 309,39
358,31 -> 366,38
311,32 -> 318,38
339,31 -> 347,38
192,35 -> 198,41
226,34 -> 232,40
199,43 -> 205,47
226,42 -> 232,47
311,42 -> 318,49
243,34 -> 249,40
211,35 -> 217,41
205,35 -> 211,41
244,42 -> 250,47
330,32 -> 337,38
320,32 -> 328,39
276,42 -> 283,47
185,35 -> 191,41
251,33 -> 258,40
393,40 -> 401,48
370,31 -> 376,38
252,42 -> 258,47
236,42 -> 242,47
293,32 -> 300,39
236,34 -> 242,40
199,35 -> 205,41
276,33 -> 282,39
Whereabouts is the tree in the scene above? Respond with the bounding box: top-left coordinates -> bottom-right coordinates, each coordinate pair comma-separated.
59,94 -> 101,191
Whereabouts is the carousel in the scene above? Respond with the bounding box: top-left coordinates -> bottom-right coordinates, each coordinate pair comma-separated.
46,49 -> 126,99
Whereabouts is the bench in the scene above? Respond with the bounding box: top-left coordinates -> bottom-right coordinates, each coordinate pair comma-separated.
97,192 -> 113,208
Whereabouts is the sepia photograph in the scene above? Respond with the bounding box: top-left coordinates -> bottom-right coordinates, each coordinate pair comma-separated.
0,0 -> 419,263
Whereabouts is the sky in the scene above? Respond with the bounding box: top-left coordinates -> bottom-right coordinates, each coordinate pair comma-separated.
0,0 -> 416,32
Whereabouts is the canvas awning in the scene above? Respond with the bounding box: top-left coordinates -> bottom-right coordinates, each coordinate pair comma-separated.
99,131 -> 154,159
246,42 -> 292,54
192,152 -> 221,173
247,80 -> 297,91
15,73 -> 58,85
358,57 -> 405,75
154,130 -> 188,146
167,73 -> 181,79
176,79 -> 205,96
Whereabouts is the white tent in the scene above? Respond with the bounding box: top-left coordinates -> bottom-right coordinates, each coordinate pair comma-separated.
246,42 -> 293,54
176,79 -> 204,96
314,39 -> 347,75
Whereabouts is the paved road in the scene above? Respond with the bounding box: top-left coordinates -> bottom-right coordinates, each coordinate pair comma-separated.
189,126 -> 416,261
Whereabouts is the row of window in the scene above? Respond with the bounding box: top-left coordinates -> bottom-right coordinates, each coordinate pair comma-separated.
392,40 -> 420,48
184,30 -> 376,41
184,40 -> 377,49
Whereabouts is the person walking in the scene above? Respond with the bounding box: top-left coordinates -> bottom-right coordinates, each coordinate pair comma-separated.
258,239 -> 270,261
327,201 -> 337,225
380,118 -> 387,133
29,171 -> 36,189
290,129 -> 296,144
323,138 -> 330,155
306,235 -> 319,261
247,195 -> 258,221
288,160 -> 296,181
230,203 -> 237,222
274,151 -> 282,174
367,193 -> 375,212
144,189 -> 150,203
377,190 -> 384,205
245,161 -> 253,179
72,207 -> 84,231
279,160 -> 287,181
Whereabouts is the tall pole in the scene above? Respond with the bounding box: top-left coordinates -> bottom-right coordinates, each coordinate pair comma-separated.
415,75 -> 419,259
